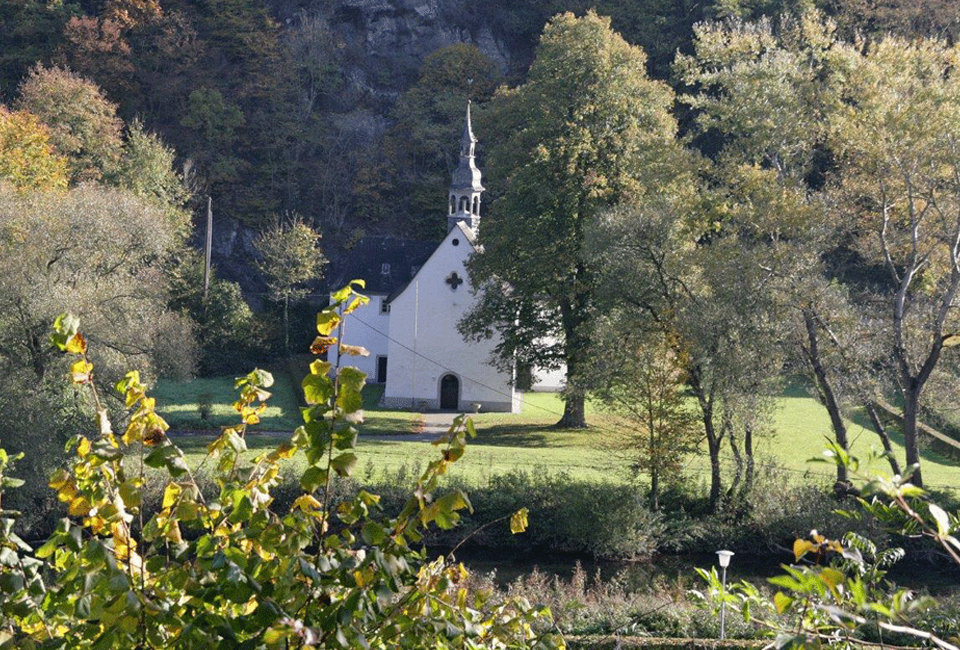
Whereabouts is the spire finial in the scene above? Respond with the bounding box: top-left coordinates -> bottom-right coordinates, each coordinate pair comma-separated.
460,100 -> 476,156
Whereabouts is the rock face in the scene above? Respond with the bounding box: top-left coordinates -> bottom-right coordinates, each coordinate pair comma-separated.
276,0 -> 519,133
222,0 -> 524,298
332,0 -> 512,74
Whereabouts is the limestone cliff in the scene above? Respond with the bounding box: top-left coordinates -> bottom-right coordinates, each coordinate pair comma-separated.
212,0 -> 527,292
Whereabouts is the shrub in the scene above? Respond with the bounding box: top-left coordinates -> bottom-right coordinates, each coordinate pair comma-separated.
0,289 -> 562,649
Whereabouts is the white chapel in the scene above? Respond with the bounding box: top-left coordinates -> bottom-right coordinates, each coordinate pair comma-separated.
329,104 -> 523,412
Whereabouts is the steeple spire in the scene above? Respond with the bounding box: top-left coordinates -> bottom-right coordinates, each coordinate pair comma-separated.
448,101 -> 484,233
460,101 -> 476,158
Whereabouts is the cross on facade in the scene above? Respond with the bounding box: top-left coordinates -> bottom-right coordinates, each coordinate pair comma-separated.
445,272 -> 463,290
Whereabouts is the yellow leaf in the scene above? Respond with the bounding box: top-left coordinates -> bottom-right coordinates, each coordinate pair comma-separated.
793,538 -> 817,561
510,508 -> 529,534
820,567 -> 844,591
68,496 -> 91,517
165,522 -> 183,544
84,514 -> 107,534
269,442 -> 297,461
774,592 -> 793,613
342,295 -> 370,315
294,494 -> 322,512
122,422 -> 142,446
70,359 -> 93,383
162,483 -> 182,509
316,312 -> 340,336
76,436 -> 91,457
65,332 -> 87,355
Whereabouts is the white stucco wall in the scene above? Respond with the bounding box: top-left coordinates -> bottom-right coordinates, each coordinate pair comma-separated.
383,224 -> 519,412
330,294 -> 391,383
531,364 -> 566,392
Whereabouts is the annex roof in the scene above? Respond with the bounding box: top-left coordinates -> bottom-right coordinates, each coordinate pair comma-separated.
326,236 -> 436,296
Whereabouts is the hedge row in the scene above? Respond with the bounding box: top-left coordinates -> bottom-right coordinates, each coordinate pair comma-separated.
566,636 -> 766,650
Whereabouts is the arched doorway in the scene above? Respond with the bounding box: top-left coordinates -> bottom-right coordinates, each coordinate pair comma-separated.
439,374 -> 459,410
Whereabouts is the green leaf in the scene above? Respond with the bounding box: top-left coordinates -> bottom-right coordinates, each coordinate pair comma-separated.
301,466 -> 328,492
768,575 -> 804,592
330,453 -> 357,477
337,387 -> 363,416
361,521 -> 387,545
338,366 -> 367,394
302,373 -> 333,406
50,313 -> 80,351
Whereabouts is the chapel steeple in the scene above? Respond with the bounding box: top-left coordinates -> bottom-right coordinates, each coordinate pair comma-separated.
448,101 -> 484,233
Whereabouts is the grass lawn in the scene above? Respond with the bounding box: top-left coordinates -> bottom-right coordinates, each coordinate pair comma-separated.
154,372 -> 960,492
152,368 -> 303,431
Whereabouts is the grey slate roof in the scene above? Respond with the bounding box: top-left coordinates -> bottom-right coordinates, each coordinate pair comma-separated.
326,236 -> 436,296
451,157 -> 484,192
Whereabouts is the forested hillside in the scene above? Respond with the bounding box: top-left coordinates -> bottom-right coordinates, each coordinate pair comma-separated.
2,0 -> 958,287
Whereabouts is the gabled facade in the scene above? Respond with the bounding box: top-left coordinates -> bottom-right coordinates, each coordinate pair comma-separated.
330,104 -> 521,412
381,222 -> 519,412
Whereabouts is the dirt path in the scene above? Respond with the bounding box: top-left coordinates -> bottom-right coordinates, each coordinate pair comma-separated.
361,412 -> 459,442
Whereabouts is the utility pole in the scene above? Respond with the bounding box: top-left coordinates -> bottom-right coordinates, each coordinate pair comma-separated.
203,196 -> 213,302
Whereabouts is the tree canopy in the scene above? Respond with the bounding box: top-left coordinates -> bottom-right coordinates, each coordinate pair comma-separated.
466,10 -> 684,428
0,107 -> 68,190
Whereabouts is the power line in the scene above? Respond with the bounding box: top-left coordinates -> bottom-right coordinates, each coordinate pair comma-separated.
341,312 -> 958,491
343,310 -> 568,418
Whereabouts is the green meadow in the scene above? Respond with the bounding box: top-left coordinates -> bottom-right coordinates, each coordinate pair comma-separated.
152,373 -> 960,492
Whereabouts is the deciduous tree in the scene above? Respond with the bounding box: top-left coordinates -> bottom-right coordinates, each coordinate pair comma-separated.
675,12 -> 890,488
15,65 -> 124,184
0,107 -> 68,190
255,215 -> 326,352
465,11 -> 681,428
592,324 -> 699,510
829,35 -> 960,488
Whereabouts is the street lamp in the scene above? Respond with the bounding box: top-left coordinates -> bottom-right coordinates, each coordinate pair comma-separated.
716,550 -> 734,640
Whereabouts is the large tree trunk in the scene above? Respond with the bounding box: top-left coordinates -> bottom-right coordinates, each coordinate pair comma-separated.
556,392 -> 586,428
690,368 -> 723,510
742,422 -> 755,499
556,293 -> 589,429
901,387 -> 923,486
725,411 -> 743,498
887,245 -> 957,489
802,309 -> 849,484
864,401 -> 902,475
